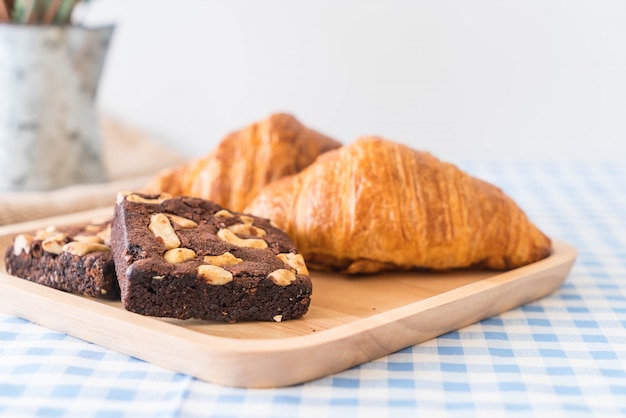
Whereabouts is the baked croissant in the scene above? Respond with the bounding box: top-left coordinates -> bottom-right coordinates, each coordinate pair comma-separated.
244,137 -> 552,274
144,113 -> 341,212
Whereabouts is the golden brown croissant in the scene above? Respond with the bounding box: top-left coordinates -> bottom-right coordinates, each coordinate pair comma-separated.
144,113 -> 342,212
244,137 -> 552,274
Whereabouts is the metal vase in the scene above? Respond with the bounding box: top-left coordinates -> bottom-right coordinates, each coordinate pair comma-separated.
0,23 -> 114,191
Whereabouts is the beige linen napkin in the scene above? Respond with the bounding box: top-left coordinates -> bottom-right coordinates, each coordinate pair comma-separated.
0,116 -> 186,226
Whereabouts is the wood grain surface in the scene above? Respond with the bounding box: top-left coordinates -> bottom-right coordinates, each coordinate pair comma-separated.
0,208 -> 577,388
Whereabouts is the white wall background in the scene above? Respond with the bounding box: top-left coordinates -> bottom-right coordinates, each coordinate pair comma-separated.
86,0 -> 626,162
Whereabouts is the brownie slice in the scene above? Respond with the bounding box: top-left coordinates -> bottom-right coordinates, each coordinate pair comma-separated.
4,220 -> 119,299
111,192 -> 312,322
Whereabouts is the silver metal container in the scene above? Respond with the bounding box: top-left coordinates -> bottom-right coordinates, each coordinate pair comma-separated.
0,23 -> 114,191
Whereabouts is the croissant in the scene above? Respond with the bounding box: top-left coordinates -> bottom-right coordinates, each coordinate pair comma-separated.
144,113 -> 342,212
244,137 -> 552,274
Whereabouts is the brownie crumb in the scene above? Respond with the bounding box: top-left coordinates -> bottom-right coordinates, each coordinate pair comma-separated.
110,192 -> 312,322
4,220 -> 119,299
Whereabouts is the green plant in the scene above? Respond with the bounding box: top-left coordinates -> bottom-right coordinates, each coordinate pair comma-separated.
0,0 -> 89,24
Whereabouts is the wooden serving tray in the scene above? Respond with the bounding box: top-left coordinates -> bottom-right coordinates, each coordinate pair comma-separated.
0,208 -> 577,388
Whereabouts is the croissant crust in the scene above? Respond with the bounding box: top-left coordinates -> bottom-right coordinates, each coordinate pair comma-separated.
144,113 -> 341,212
245,137 -> 552,274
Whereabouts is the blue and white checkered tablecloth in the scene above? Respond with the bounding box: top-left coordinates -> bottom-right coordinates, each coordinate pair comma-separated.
1,161 -> 625,417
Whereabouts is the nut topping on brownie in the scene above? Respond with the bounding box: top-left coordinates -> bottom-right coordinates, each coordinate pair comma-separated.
4,220 -> 119,299
110,192 -> 312,322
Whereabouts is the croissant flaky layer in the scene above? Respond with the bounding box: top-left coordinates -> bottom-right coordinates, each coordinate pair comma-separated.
245,137 -> 552,273
144,113 -> 341,212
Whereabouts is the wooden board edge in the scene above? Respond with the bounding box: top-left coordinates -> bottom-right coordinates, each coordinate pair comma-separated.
0,240 -> 576,387
188,240 -> 577,387
0,207 -> 115,237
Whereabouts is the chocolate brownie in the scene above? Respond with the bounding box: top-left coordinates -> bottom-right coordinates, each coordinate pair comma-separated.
111,192 -> 312,322
4,220 -> 119,299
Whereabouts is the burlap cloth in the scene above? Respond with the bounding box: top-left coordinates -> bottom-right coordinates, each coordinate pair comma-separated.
0,116 -> 186,226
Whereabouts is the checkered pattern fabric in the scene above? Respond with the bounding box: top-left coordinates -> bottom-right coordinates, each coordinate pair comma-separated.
1,161 -> 625,417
